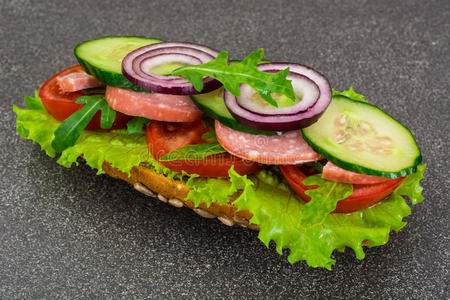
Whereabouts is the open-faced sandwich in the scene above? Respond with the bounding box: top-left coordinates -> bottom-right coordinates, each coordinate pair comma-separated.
14,36 -> 425,269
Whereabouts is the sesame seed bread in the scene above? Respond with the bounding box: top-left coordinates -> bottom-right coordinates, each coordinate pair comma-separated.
102,162 -> 258,230
103,161 -> 370,246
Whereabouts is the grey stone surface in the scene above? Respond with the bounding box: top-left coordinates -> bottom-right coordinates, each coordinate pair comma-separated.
1,0 -> 449,298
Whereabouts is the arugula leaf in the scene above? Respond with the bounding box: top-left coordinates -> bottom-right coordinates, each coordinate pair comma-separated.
302,161 -> 325,173
200,118 -> 215,130
199,119 -> 219,141
15,93 -> 182,177
159,142 -> 226,161
172,49 -> 296,107
24,90 -> 45,110
15,101 -> 152,175
95,103 -> 116,129
81,88 -> 106,94
301,175 -> 353,225
201,130 -> 217,142
332,87 -> 367,103
51,95 -> 116,152
229,59 -> 272,65
76,95 -> 117,129
126,117 -> 150,135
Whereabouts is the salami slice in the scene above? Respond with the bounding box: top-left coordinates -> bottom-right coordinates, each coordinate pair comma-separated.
105,87 -> 203,122
215,120 -> 322,164
56,70 -> 104,93
322,162 -> 391,184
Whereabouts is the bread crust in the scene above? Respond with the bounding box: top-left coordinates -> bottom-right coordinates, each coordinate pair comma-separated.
102,162 -> 258,230
103,162 -> 370,246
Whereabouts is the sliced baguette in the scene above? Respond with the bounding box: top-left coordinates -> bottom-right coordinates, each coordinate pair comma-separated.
102,162 -> 258,230
103,162 -> 370,246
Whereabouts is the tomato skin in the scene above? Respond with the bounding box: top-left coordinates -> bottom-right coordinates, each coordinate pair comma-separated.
280,165 -> 405,213
146,120 -> 263,177
39,65 -> 131,130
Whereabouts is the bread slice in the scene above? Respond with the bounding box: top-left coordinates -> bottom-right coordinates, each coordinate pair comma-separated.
103,162 -> 258,230
104,162 -> 373,246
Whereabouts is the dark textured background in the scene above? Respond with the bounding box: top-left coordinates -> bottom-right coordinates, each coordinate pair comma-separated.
1,0 -> 449,298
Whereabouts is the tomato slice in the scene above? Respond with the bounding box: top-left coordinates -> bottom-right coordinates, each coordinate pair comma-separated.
39,65 -> 131,130
146,120 -> 263,177
280,165 -> 405,213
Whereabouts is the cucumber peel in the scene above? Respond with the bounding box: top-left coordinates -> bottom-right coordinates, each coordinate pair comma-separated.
75,36 -> 163,91
302,95 -> 422,178
191,88 -> 277,136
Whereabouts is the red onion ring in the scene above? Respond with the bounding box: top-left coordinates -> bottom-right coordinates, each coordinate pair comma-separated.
122,42 -> 222,95
138,53 -> 203,82
237,72 -> 320,115
224,63 -> 331,132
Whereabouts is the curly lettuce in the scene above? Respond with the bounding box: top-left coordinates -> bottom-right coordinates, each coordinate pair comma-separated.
14,94 -> 152,175
301,175 -> 353,225
185,166 -> 425,270
14,92 -> 426,270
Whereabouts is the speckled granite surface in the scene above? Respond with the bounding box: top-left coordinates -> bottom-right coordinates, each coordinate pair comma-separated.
1,0 -> 449,298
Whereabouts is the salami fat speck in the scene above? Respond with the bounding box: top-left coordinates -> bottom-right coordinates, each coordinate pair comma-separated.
105,87 -> 203,122
215,120 -> 322,164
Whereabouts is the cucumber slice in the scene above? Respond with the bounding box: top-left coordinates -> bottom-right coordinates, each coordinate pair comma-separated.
302,95 -> 422,178
74,36 -> 163,91
190,88 -> 277,136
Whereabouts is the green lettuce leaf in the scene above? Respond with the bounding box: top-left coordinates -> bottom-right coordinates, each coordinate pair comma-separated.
173,49 -> 296,107
159,142 -> 226,161
14,92 -> 427,270
185,175 -> 235,207
253,167 -> 290,192
56,129 -> 150,175
395,164 -> 426,204
24,90 -> 45,110
146,160 -> 185,181
201,130 -> 217,142
13,104 -> 58,157
14,95 -> 152,175
81,88 -> 106,94
184,166 -> 425,270
231,168 -> 417,270
51,95 -> 116,152
301,175 -> 353,225
332,87 -> 367,102
126,117 -> 150,135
